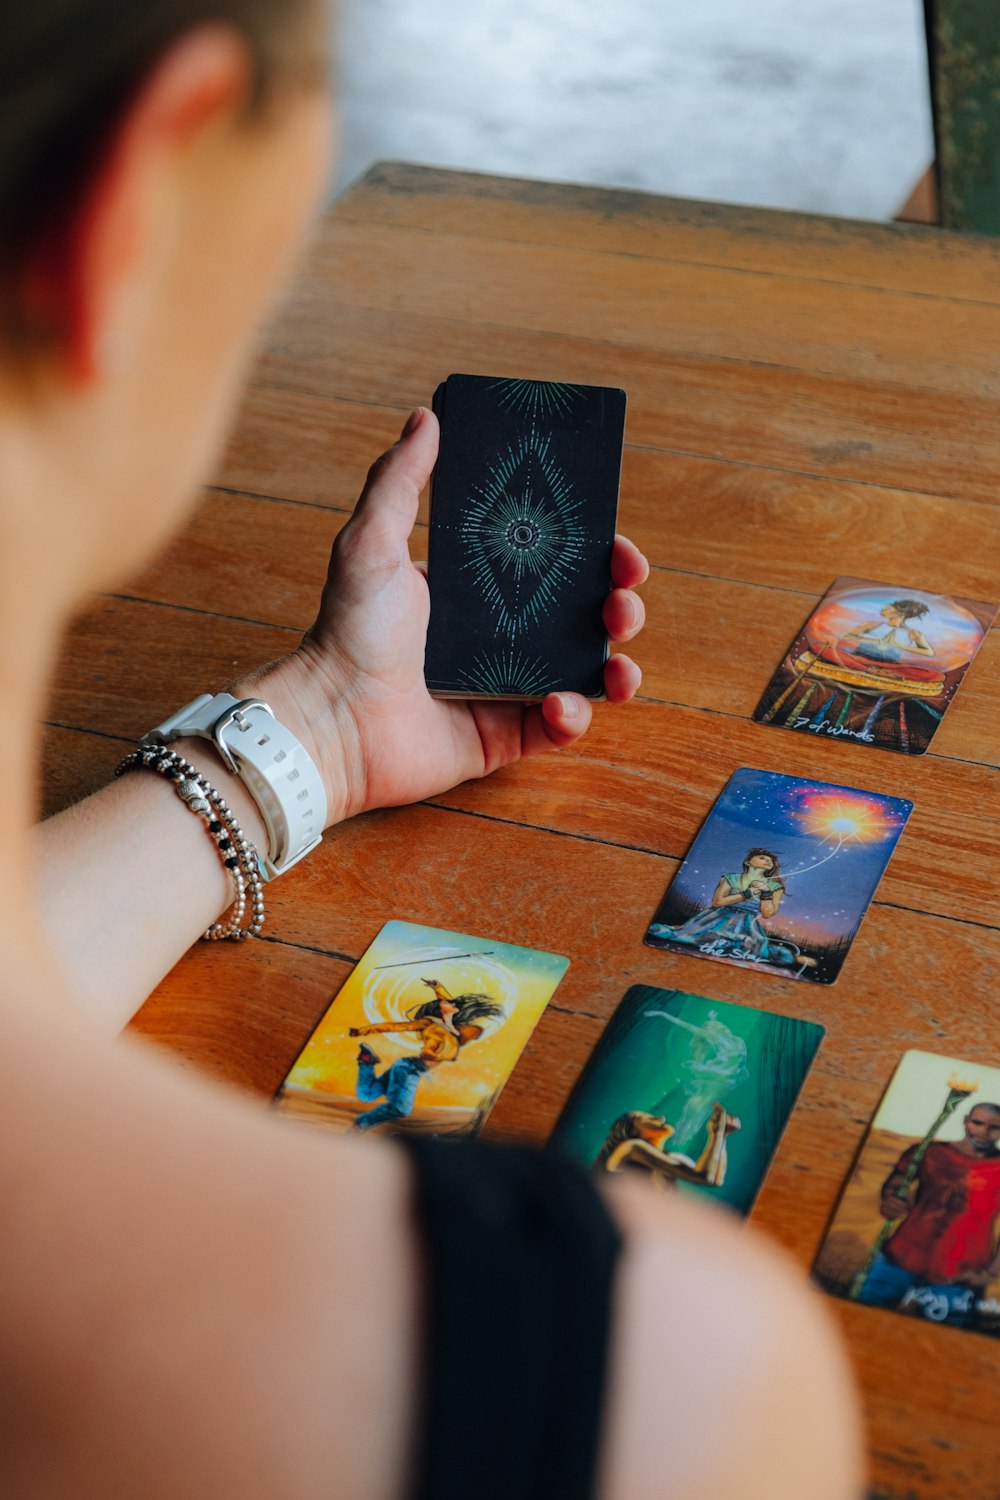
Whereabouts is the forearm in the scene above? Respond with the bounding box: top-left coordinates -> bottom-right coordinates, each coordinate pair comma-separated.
32,738 -> 273,1033
33,657 -> 354,1035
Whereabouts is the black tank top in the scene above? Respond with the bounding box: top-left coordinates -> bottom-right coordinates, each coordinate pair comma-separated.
398,1136 -> 622,1500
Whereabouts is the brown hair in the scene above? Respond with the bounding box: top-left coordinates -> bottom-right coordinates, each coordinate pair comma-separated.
888,599 -> 930,622
742,847 -> 785,891
1,0 -> 320,340
596,1111 -> 670,1167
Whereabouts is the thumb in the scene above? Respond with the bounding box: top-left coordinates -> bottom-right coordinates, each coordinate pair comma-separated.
348,406 -> 439,555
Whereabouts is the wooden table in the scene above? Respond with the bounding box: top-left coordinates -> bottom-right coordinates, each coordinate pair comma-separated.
44,163 -> 1000,1499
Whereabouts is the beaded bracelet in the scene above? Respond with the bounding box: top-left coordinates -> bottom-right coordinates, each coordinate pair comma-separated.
114,746 -> 266,940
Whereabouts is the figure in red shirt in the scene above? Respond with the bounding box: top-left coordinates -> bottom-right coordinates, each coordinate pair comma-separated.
858,1102 -> 1000,1326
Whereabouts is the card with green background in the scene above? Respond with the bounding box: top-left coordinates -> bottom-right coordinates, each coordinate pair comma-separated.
550,985 -> 824,1216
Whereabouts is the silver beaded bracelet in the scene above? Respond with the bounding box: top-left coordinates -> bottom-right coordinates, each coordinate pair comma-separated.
114,746 -> 266,940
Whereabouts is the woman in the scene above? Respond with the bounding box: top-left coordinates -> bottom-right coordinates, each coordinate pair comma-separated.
349,980 -> 504,1130
648,848 -> 816,971
843,599 -> 934,661
1,4 -> 861,1497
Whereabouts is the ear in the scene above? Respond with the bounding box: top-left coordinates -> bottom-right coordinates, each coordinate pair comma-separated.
25,25 -> 254,384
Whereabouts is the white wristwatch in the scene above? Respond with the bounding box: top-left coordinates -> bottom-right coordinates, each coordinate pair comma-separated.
142,693 -> 326,880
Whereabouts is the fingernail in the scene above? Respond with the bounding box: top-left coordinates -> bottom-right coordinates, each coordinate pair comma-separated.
401,407 -> 424,437
625,597 -> 639,632
556,694 -> 579,719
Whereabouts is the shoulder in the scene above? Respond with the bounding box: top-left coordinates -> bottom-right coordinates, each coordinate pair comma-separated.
722,872 -> 742,887
595,1177 -> 862,1500
921,1142 -> 966,1171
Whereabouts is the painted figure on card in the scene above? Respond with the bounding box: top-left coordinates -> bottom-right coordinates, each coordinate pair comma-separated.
842,598 -> 934,663
648,848 -> 816,972
857,1102 -> 1000,1327
597,1103 -> 741,1190
349,978 -> 505,1131
754,577 -> 998,754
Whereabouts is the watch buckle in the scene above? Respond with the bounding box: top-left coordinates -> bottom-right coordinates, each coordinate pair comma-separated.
210,699 -> 275,774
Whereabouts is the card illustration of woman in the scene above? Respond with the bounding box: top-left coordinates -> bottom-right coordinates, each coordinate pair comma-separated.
274,921 -> 568,1136
753,577 -> 997,754
349,980 -> 505,1131
645,768 -> 911,985
648,847 -> 816,974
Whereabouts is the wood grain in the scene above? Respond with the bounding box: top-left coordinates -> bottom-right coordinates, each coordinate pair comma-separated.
216,389 -> 1000,600
122,492 -> 999,769
338,163 -> 997,303
45,164 -> 1000,1500
256,300 -> 1000,506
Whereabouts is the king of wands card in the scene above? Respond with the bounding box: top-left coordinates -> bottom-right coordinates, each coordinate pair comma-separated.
274,921 -> 568,1137
815,1051 -> 1000,1338
550,986 -> 824,1216
753,576 -> 997,755
644,768 -> 912,985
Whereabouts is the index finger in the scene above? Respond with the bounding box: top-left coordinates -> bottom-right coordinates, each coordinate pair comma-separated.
611,535 -> 649,589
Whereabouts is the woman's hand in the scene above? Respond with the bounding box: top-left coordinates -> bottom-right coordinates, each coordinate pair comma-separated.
235,408 -> 648,825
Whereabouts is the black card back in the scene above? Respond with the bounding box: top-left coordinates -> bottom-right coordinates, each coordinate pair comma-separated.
424,374 -> 626,699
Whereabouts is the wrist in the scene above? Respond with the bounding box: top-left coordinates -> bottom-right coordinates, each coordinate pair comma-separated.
228,648 -> 363,830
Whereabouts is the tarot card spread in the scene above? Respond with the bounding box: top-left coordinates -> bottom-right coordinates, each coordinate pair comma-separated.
274,921 -> 568,1137
815,1051 -> 1000,1339
645,768 -> 911,985
424,374 -> 626,700
753,576 -> 997,755
551,986 -> 824,1216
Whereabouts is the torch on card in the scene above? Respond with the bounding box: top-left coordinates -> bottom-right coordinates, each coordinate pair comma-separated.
814,1050 -> 1000,1338
644,768 -> 912,985
273,920 -> 568,1137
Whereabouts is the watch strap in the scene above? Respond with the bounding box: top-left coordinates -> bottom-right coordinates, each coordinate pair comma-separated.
142,693 -> 326,879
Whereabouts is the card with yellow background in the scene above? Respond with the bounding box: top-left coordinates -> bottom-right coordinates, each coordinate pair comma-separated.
274,920 -> 568,1137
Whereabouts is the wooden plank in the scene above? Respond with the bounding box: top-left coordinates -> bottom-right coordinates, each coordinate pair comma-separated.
48,595 -> 297,744
333,162 -> 1000,305
119,506 -> 1000,770
253,306 -> 1000,505
429,703 -> 1000,929
41,610 -> 1000,928
216,392 -> 1000,604
282,220 -> 1000,400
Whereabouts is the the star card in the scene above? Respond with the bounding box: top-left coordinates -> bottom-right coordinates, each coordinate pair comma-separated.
644,768 -> 911,985
814,1051 -> 1000,1338
424,373 -> 626,700
273,921 -> 568,1137
550,986 -> 824,1216
753,576 -> 997,755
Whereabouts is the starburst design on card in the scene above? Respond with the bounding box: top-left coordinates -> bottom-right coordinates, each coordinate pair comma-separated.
461,431 -> 587,639
489,379 -> 584,421
456,649 -> 556,698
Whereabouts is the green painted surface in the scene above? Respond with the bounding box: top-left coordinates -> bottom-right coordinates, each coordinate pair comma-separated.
928,0 -> 1000,231
550,986 -> 824,1216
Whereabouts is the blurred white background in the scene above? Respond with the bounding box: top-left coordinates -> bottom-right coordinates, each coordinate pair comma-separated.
335,0 -> 933,220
